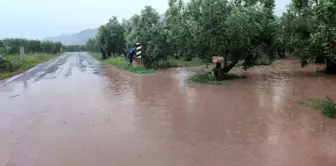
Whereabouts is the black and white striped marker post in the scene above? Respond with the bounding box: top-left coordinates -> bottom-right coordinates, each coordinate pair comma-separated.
132,43 -> 144,67
136,43 -> 142,59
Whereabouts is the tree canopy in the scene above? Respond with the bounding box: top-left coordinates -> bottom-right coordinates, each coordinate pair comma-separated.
280,0 -> 336,73
93,0 -> 336,78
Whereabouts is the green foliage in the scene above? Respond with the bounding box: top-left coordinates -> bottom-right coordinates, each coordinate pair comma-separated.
88,52 -> 102,60
297,96 -> 336,119
0,40 -> 10,56
96,0 -> 280,71
0,38 -> 61,79
96,17 -> 126,59
85,39 -> 99,52
321,97 -> 336,119
104,57 -> 155,74
0,38 -> 62,54
123,6 -> 168,68
164,0 -> 279,74
280,0 -> 336,72
63,45 -> 87,52
0,54 -> 56,79
187,73 -> 246,84
89,53 -> 155,74
188,73 -> 218,84
93,0 -> 319,76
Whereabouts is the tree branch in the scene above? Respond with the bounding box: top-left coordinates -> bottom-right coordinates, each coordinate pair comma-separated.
221,58 -> 239,73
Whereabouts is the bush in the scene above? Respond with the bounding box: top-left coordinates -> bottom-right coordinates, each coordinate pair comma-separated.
0,57 -> 19,72
0,57 -> 11,72
321,97 -> 336,119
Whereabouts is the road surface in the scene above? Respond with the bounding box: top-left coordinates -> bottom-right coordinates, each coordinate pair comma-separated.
1,52 -> 336,166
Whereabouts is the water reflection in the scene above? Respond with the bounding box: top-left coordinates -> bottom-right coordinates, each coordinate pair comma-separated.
1,58 -> 336,166
101,61 -> 336,165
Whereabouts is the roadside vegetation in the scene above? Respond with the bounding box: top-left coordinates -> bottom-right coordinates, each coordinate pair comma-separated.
100,56 -> 155,74
89,52 -> 201,74
106,57 -> 155,74
89,52 -> 155,74
0,54 -> 57,79
297,97 -> 336,119
0,39 -> 61,80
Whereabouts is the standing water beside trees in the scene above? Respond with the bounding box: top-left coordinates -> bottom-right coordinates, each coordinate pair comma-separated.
83,0 -> 336,119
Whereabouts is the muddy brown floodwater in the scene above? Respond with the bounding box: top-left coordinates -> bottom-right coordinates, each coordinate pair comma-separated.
1,52 -> 336,166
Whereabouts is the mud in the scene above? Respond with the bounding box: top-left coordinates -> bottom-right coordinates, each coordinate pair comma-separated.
0,53 -> 336,166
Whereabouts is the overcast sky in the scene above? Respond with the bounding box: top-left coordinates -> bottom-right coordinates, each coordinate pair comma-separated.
0,0 -> 291,39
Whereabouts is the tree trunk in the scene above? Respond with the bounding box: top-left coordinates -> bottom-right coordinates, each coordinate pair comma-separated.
213,59 -> 239,81
325,58 -> 336,74
222,59 -> 239,73
123,50 -> 127,58
224,50 -> 228,67
277,43 -> 286,59
268,43 -> 276,60
101,48 -> 106,60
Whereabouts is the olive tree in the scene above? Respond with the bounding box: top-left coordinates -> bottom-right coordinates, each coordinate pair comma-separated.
167,0 -> 278,80
124,6 -> 169,68
85,38 -> 99,52
280,0 -> 336,73
96,17 -> 126,59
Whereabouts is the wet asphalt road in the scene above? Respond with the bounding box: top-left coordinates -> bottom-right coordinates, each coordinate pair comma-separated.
1,52 -> 336,166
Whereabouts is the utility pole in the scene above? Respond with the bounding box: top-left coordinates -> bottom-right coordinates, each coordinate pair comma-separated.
19,47 -> 24,60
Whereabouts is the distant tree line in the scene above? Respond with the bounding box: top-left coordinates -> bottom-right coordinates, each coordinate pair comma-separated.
62,45 -> 87,52
62,39 -> 99,52
0,38 -> 63,56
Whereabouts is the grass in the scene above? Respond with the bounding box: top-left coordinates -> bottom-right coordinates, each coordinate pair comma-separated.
89,53 -> 155,74
187,73 -> 246,84
89,52 -> 102,60
105,57 -> 155,74
296,96 -> 336,119
89,52 -> 202,74
0,53 -> 57,80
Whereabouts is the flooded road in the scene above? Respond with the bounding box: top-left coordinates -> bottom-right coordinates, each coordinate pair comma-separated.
1,52 -> 336,166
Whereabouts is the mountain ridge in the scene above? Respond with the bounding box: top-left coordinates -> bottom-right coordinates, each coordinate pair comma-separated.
43,28 -> 97,46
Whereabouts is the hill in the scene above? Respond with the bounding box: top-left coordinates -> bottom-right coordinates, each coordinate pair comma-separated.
43,29 -> 97,46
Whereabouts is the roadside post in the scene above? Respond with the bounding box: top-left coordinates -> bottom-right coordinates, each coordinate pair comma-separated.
19,47 -> 24,60
136,43 -> 142,58
133,43 -> 144,67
